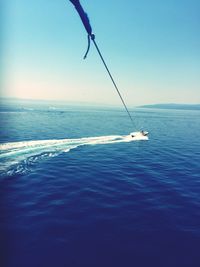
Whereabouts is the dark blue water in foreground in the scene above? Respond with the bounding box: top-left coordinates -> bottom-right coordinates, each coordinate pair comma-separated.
0,101 -> 200,267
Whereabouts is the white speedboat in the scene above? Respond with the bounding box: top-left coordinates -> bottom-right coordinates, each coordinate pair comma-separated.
130,131 -> 149,140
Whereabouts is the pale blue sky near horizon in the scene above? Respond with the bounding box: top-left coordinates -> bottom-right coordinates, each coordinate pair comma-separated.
1,0 -> 200,106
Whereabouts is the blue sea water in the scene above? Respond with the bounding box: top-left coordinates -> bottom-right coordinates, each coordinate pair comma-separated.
0,101 -> 200,267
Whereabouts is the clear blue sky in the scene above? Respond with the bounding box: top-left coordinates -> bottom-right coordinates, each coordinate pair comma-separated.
1,0 -> 200,106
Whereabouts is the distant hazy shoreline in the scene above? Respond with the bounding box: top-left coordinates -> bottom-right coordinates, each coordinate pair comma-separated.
1,98 -> 200,111
138,103 -> 200,111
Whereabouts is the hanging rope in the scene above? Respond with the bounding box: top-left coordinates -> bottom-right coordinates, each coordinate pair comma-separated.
91,37 -> 136,128
83,34 -> 90,59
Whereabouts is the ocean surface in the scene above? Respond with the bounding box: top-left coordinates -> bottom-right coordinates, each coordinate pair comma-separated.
0,100 -> 200,267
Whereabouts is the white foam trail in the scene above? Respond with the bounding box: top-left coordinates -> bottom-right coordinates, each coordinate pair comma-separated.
0,134 -> 148,175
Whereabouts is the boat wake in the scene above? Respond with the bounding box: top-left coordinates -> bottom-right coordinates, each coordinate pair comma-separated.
0,134 -> 148,176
